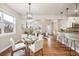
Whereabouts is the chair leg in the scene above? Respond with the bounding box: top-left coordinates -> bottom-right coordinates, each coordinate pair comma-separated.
34,49 -> 43,56
11,51 -> 14,56
29,49 -> 31,56
24,47 -> 27,56
30,51 -> 34,56
42,49 -> 43,56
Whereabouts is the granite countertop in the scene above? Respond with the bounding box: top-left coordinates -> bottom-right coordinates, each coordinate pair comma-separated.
65,32 -> 79,40
58,31 -> 79,40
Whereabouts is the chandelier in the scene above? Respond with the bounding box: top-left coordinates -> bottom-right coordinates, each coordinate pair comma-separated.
27,3 -> 33,19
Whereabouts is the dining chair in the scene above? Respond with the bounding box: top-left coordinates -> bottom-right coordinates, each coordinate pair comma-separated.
10,38 -> 27,56
46,32 -> 48,37
38,34 -> 43,40
29,39 -> 43,56
21,34 -> 28,43
35,33 -> 38,37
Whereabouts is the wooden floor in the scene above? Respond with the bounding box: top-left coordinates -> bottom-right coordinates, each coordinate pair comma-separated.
43,36 -> 79,56
0,35 -> 79,56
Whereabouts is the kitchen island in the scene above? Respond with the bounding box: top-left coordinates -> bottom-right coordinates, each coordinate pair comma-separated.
57,31 -> 79,54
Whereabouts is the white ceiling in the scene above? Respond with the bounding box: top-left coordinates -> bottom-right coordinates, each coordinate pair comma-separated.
5,3 -> 79,16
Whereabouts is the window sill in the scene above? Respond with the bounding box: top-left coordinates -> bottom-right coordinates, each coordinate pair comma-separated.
0,32 -> 16,37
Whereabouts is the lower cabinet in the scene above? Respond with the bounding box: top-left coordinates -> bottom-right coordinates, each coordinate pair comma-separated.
57,32 -> 79,53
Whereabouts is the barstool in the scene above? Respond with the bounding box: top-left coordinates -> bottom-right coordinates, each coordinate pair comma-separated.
69,38 -> 76,56
72,39 -> 79,56
64,37 -> 70,55
60,33 -> 66,48
56,33 -> 64,47
57,35 -> 62,45
65,37 -> 74,56
70,39 -> 73,56
73,40 -> 76,56
57,33 -> 66,48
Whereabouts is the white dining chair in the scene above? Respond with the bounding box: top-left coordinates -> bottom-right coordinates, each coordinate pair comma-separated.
29,39 -> 43,56
31,35 -> 37,41
38,34 -> 43,40
21,34 -> 28,43
46,32 -> 48,37
10,38 -> 27,56
35,33 -> 38,37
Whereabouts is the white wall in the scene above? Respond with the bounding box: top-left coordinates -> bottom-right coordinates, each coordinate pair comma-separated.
0,4 -> 22,53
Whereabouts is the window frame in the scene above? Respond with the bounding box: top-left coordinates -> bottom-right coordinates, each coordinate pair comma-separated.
0,11 -> 16,36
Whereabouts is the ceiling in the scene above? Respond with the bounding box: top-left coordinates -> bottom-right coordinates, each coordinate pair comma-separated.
5,3 -> 79,16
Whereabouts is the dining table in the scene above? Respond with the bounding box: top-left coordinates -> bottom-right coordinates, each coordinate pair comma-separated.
23,35 -> 38,56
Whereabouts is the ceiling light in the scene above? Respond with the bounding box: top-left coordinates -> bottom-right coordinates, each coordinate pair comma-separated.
74,3 -> 78,13
60,12 -> 63,19
66,8 -> 69,20
74,3 -> 78,20
27,3 -> 33,19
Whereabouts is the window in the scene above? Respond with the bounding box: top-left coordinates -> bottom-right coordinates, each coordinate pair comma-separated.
0,11 -> 16,35
3,13 -> 15,33
0,12 -> 2,19
0,12 -> 2,34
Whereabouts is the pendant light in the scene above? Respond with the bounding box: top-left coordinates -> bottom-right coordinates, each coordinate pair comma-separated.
27,3 -> 33,19
74,3 -> 78,20
66,8 -> 69,20
60,12 -> 63,19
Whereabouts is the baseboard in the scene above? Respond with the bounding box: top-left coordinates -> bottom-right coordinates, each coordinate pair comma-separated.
0,39 -> 20,54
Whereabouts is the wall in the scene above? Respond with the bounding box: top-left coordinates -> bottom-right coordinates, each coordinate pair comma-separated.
0,4 -> 22,53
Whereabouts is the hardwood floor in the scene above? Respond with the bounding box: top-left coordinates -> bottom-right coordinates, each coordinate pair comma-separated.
43,36 -> 78,56
0,35 -> 79,56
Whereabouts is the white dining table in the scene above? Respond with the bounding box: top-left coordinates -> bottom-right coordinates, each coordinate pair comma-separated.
23,35 -> 38,56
